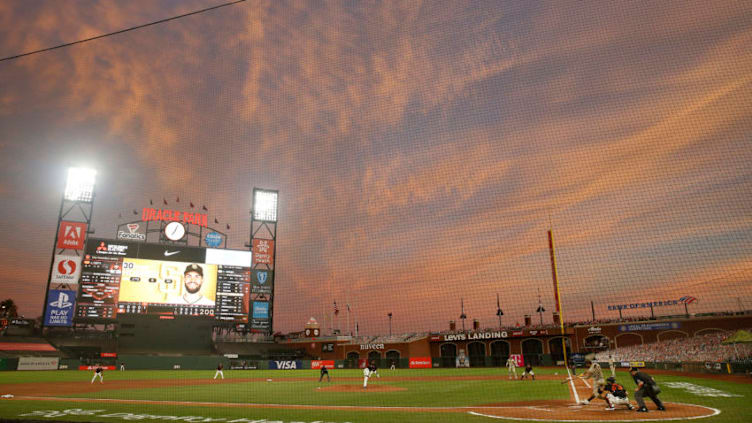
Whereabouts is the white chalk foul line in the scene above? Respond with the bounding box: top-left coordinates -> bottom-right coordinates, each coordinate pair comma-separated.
468,402 -> 721,422
5,396 -> 564,412
566,366 -> 581,404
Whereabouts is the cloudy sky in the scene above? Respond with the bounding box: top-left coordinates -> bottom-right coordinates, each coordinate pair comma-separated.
1,1 -> 750,334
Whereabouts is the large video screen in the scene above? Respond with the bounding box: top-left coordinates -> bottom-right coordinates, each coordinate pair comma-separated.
75,238 -> 254,322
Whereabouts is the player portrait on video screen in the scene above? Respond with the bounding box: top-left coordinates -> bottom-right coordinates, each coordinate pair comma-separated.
118,259 -> 217,307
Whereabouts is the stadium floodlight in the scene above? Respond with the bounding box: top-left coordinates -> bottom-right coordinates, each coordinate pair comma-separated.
253,189 -> 278,222
64,167 -> 97,202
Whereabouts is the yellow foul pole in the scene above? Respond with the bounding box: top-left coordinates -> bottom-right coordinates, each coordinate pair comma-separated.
548,229 -> 569,366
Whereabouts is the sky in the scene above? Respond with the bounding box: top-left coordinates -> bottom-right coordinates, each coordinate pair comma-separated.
0,1 -> 751,335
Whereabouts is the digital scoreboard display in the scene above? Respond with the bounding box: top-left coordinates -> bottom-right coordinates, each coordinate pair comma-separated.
76,239 -> 251,322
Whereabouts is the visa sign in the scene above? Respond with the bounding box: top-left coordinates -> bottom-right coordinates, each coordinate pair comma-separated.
269,360 -> 302,370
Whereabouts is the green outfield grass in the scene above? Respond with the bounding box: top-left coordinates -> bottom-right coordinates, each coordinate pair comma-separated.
0,367 -> 750,423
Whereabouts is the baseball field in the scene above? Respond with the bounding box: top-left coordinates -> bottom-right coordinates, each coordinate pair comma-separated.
1,367 -> 750,423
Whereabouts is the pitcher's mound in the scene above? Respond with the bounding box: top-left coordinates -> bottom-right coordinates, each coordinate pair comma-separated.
317,385 -> 406,392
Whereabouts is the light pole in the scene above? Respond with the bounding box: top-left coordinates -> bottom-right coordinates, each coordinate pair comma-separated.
460,298 -> 467,331
496,293 -> 504,328
388,312 -> 392,337
536,289 -> 545,326
42,167 -> 96,331
250,188 -> 279,335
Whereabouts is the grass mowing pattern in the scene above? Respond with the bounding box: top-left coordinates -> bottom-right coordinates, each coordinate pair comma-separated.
1,368 -> 750,423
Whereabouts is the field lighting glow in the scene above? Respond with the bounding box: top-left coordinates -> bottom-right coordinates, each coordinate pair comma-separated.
253,190 -> 278,222
64,167 -> 97,202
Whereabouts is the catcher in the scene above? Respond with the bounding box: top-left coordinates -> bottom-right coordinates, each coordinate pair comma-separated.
578,359 -> 606,405
601,376 -> 634,411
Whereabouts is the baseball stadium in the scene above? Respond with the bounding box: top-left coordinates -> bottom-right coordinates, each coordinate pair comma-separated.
2,2 -> 752,423
1,178 -> 751,423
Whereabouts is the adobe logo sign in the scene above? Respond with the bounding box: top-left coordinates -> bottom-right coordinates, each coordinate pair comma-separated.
51,255 -> 82,285
56,221 -> 87,250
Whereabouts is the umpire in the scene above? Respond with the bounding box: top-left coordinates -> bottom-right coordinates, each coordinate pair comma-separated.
629,367 -> 665,412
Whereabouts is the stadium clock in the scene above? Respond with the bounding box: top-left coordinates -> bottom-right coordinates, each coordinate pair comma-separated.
164,221 -> 186,241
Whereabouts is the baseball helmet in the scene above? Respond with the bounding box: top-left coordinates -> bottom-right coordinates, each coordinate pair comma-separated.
607,376 -> 615,383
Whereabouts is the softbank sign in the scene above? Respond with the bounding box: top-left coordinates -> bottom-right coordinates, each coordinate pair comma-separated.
409,357 -> 432,368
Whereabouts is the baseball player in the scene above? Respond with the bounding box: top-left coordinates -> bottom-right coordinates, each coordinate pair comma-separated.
506,356 -> 518,379
91,364 -> 104,384
362,365 -> 372,389
608,355 -> 616,378
319,365 -> 330,382
368,361 -> 380,378
520,362 -> 535,380
602,376 -> 634,410
390,360 -> 396,370
120,362 -> 125,372
214,363 -> 224,380
579,359 -> 606,405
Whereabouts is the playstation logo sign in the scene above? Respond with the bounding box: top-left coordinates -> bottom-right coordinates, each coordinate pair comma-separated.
44,289 -> 76,327
50,292 -> 73,308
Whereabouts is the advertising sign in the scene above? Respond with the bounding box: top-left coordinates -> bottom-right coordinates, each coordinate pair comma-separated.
252,239 -> 274,266
57,221 -> 87,250
268,360 -> 302,370
141,208 -> 208,227
205,232 -> 223,247
17,357 -> 59,371
44,290 -> 76,326
251,301 -> 270,331
409,357 -> 432,368
618,322 -> 680,332
117,223 -> 146,241
510,354 -> 524,367
50,255 -> 82,287
251,269 -> 273,294
78,365 -> 116,371
311,360 -> 335,370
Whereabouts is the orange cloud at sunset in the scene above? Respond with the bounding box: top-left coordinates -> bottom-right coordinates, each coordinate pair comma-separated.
0,1 -> 750,335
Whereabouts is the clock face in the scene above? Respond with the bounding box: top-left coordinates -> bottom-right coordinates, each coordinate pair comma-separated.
164,222 -> 186,241
313,328 -> 320,336
305,329 -> 311,336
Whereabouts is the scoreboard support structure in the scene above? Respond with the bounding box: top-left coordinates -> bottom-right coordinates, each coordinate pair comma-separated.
249,188 -> 278,335
41,168 -> 96,331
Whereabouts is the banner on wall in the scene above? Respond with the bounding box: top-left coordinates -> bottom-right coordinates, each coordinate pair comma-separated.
510,354 -> 524,367
17,357 -> 59,371
409,357 -> 432,368
268,360 -> 302,370
311,360 -> 335,370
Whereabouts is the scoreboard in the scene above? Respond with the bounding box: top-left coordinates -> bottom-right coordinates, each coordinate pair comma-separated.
75,239 -> 253,323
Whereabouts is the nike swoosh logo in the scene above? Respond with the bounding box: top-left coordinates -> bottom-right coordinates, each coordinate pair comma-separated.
164,251 -> 180,256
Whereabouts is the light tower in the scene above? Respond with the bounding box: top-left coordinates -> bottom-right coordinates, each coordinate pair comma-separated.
249,188 -> 278,335
42,167 -> 97,330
